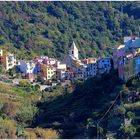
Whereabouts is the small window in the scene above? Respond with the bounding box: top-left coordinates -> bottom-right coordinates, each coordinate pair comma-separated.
72,51 -> 74,54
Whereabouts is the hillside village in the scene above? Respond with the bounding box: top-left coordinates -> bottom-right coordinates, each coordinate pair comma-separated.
0,36 -> 140,86
0,36 -> 140,139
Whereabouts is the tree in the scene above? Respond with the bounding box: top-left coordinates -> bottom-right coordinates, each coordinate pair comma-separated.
16,103 -> 38,124
118,126 -> 136,138
126,111 -> 135,120
114,105 -> 126,116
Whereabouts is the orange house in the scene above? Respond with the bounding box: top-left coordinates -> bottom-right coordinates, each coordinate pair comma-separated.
42,64 -> 56,81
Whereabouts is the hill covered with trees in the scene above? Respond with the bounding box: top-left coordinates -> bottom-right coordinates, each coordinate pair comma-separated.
0,2 -> 140,59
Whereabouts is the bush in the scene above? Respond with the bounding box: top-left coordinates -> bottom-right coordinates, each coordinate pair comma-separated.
0,101 -> 17,118
126,111 -> 135,120
0,118 -> 17,138
24,129 -> 37,139
119,125 -> 136,138
114,106 -> 126,116
16,103 -> 38,124
34,127 -> 60,139
19,80 -> 29,87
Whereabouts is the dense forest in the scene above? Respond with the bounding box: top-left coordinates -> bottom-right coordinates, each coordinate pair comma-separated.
0,2 -> 140,59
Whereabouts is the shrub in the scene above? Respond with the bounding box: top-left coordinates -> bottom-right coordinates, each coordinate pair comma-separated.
19,80 -> 29,87
0,118 -> 17,138
0,101 -> 17,118
119,125 -> 136,138
114,106 -> 126,116
126,111 -> 135,120
16,103 -> 38,124
34,127 -> 60,139
24,129 -> 37,139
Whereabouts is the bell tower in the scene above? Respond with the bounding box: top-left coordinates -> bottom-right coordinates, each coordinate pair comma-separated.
69,41 -> 79,59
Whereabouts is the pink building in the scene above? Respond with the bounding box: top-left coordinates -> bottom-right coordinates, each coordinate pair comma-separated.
113,45 -> 125,69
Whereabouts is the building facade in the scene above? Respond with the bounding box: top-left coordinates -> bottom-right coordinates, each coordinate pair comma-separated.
97,57 -> 112,74
0,50 -> 16,71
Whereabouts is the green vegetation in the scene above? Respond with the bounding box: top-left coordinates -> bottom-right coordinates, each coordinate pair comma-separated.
0,2 -> 140,59
0,70 -> 140,138
0,83 -> 60,138
0,64 -> 6,75
126,111 -> 135,120
118,125 -> 136,138
0,1 -> 140,138
34,71 -> 123,138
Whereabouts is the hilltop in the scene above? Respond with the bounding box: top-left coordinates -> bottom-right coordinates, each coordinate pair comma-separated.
0,2 -> 140,59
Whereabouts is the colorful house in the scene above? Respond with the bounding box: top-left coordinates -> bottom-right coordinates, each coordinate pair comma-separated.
75,65 -> 87,80
82,57 -> 97,64
86,63 -> 98,78
113,45 -> 125,69
97,57 -> 112,74
56,69 -> 66,81
55,61 -> 66,81
0,50 -> 16,71
20,61 -> 36,74
124,36 -> 140,49
42,64 -> 56,81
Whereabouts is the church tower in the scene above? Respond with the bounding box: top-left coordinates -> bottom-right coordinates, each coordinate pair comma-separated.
69,41 -> 79,59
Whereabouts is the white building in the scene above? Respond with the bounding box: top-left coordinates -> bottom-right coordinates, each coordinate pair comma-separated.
56,61 -> 66,70
20,61 -> 36,74
56,61 -> 66,81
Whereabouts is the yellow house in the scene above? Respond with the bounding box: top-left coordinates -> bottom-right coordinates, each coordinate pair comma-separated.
42,64 -> 56,80
0,50 -> 16,71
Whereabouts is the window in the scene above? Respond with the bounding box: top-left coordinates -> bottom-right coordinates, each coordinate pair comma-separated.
72,51 -> 74,54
